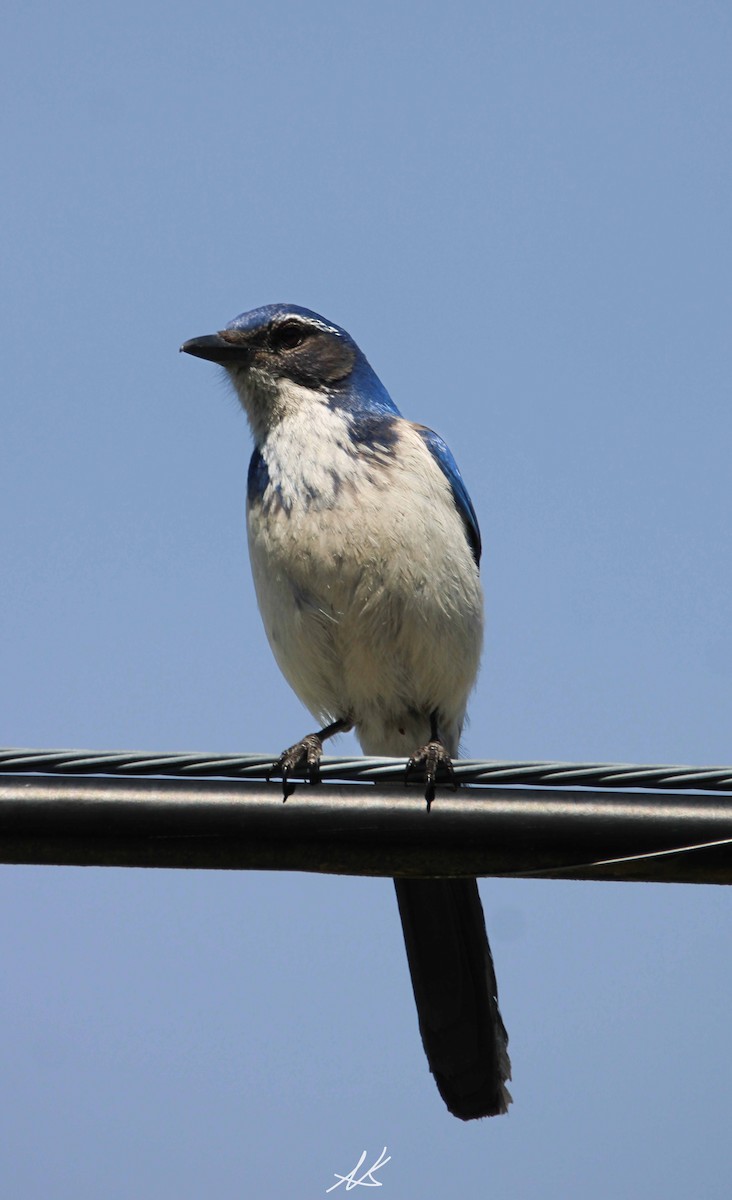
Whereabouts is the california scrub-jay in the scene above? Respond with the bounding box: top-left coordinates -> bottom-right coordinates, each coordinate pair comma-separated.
181,304 -> 511,1119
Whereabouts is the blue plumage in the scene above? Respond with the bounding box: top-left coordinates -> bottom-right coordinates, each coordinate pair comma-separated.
227,303 -> 399,417
414,425 -> 482,565
181,304 -> 511,1121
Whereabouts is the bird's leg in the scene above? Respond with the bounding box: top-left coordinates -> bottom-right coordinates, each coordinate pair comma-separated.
406,711 -> 458,810
269,717 -> 353,800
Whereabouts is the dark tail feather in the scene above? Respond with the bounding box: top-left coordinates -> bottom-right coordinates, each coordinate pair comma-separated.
394,877 -> 511,1120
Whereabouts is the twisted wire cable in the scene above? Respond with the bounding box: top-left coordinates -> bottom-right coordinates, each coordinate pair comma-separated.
1,747 -> 731,791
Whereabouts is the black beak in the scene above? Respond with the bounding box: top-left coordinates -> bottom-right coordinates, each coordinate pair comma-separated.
180,332 -> 251,365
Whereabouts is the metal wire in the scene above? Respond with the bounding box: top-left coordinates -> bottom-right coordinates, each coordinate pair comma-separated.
2,771 -> 732,883
1,747 -> 732,791
2,747 -> 732,882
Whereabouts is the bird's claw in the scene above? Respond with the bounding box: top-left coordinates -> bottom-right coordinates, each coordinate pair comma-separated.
406,740 -> 457,810
268,734 -> 324,799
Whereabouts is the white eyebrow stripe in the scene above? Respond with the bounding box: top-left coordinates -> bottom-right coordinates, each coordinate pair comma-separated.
275,315 -> 340,335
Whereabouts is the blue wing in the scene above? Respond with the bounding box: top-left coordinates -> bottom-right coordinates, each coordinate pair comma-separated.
415,425 -> 482,566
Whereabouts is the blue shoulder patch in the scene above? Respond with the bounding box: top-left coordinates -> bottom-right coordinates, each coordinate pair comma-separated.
346,410 -> 400,450
247,447 -> 270,505
415,426 -> 482,565
337,357 -> 401,417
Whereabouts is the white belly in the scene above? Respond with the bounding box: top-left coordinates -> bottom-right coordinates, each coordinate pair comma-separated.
247,419 -> 483,757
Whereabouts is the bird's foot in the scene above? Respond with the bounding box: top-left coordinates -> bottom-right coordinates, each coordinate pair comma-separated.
406,740 -> 457,810
268,734 -> 323,800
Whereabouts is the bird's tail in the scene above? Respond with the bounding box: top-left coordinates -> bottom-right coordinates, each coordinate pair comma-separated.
394,876 -> 512,1119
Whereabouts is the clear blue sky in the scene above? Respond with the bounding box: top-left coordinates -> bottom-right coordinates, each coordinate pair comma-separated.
1,1 -> 731,1196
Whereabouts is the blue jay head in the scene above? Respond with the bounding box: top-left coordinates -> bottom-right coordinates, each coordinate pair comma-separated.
181,304 -> 398,439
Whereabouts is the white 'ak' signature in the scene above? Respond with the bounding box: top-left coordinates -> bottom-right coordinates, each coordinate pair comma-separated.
326,1147 -> 392,1192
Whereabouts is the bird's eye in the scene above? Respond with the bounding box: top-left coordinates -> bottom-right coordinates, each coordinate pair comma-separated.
272,320 -> 310,351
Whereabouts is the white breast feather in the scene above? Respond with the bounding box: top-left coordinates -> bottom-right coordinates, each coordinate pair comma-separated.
245,388 -> 483,757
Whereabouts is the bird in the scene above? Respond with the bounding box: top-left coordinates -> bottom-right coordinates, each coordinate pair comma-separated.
181,303 -> 511,1119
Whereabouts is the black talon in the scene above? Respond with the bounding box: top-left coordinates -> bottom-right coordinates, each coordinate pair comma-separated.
269,733 -> 324,800
406,712 -> 457,810
407,740 -> 456,810
267,717 -> 353,800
